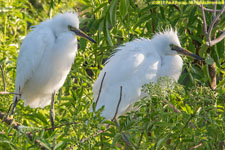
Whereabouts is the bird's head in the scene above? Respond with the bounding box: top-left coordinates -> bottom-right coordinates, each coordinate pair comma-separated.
51,12 -> 96,43
152,29 -> 203,61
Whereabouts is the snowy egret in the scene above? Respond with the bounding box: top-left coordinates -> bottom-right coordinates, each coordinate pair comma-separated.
91,29 -> 203,120
10,12 -> 96,130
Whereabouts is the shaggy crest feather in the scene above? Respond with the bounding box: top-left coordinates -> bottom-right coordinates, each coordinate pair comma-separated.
91,29 -> 191,120
13,12 -> 80,109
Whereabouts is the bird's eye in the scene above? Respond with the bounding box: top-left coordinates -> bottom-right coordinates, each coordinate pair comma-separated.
68,25 -> 72,30
170,44 -> 176,50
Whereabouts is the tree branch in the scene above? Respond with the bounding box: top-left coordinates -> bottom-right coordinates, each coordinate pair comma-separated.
112,86 -> 123,121
0,64 -> 6,91
0,65 -> 20,95
200,4 -> 208,35
194,0 -> 221,12
213,0 -> 217,19
190,141 -> 203,149
163,99 -> 195,128
206,30 -> 225,46
207,3 -> 225,45
0,111 -> 46,149
0,91 -> 20,95
163,99 -> 181,113
79,86 -> 123,146
95,72 -> 106,106
44,121 -> 79,130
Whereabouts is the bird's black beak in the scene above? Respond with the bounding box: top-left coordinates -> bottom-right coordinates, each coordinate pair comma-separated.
170,44 -> 204,61
68,25 -> 96,44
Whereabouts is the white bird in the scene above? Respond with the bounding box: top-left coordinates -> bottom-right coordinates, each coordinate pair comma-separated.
10,12 -> 96,129
91,29 -> 203,120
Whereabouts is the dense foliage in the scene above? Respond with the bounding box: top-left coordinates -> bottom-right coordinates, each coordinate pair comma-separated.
0,0 -> 224,149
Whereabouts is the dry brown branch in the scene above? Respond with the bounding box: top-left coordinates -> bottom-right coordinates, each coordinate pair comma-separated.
197,2 -> 225,90
0,64 -> 6,91
200,4 -> 207,35
79,124 -> 111,144
213,0 -> 217,19
95,72 -> 106,105
172,4 -> 181,11
0,111 -> 46,149
190,141 -> 203,149
44,121 -> 79,130
197,1 -> 225,47
163,99 -> 181,113
163,100 -> 195,128
209,62 -> 217,90
194,0 -> 221,12
207,4 -> 225,46
206,30 -> 225,46
111,88 -> 134,148
78,86 -> 124,146
112,86 -> 123,121
0,65 -> 20,95
0,91 -> 20,95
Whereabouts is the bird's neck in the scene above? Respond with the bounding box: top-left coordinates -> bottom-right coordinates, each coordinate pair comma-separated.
158,55 -> 183,82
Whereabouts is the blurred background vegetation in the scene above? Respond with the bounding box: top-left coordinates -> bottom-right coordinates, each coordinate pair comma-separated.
0,0 -> 224,149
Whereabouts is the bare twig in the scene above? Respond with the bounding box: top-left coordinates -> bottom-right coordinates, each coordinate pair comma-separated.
207,4 -> 225,45
200,4 -> 208,35
95,72 -> 106,106
163,99 -> 181,113
79,86 -> 123,146
44,121 -> 79,130
206,30 -> 225,46
172,4 -> 181,11
2,103 -> 12,123
0,65 -> 6,91
213,0 -> 217,19
0,65 -> 20,95
197,5 -> 221,12
0,91 -> 20,95
190,141 -> 203,149
194,0 -> 221,12
0,111 -> 46,149
112,86 -> 123,121
209,62 -> 217,90
79,124 -> 111,144
196,1 -> 225,90
163,99 -> 195,128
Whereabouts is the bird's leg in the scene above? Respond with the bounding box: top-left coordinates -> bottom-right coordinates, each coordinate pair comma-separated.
2,96 -> 20,122
10,97 -> 19,116
50,92 -> 55,131
50,92 -> 56,150
2,103 -> 13,122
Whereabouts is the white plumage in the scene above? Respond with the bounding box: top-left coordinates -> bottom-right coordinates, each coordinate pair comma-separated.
92,29 -> 203,120
13,12 -> 95,109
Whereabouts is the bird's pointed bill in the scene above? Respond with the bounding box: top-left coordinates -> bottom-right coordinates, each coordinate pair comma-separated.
69,26 -> 96,43
170,44 -> 204,61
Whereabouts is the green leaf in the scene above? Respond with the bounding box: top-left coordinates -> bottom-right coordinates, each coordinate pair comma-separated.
55,141 -> 65,149
104,18 -> 113,46
199,44 -> 208,58
133,14 -> 152,30
188,7 -> 197,26
109,0 -> 118,25
93,2 -> 108,14
155,136 -> 167,148
205,54 -> 214,65
120,0 -> 129,19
